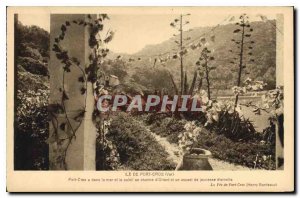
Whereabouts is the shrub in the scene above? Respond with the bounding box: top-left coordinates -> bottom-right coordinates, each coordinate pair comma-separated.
96,137 -> 120,170
15,87 -> 49,170
17,57 -> 49,76
146,115 -> 187,144
105,113 -> 176,170
193,126 -> 275,169
18,44 -> 43,60
144,112 -> 169,125
261,122 -> 276,145
210,110 -> 257,141
17,69 -> 49,92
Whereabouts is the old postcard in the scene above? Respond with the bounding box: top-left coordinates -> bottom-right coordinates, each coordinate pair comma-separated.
6,6 -> 294,192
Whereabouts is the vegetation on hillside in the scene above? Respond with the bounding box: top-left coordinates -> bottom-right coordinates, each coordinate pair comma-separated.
114,20 -> 276,95
102,113 -> 176,170
14,22 -> 50,170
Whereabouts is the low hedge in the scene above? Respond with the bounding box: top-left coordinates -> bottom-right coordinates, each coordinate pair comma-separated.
194,127 -> 275,169
104,113 -> 176,170
147,115 -> 187,144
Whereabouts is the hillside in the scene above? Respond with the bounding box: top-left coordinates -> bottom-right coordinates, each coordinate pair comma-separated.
111,20 -> 276,93
14,22 -> 49,170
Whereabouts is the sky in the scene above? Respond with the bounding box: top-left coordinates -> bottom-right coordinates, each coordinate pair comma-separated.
18,13 -> 275,54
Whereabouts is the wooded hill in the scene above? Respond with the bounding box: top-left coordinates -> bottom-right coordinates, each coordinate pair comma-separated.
108,20 -> 276,95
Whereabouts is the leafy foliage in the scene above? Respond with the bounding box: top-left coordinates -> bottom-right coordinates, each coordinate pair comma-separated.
178,121 -> 202,154
146,114 -> 187,144
17,57 -> 48,76
15,87 -> 49,170
194,126 -> 275,169
194,90 -> 259,141
131,67 -> 174,94
96,119 -> 120,170
15,22 -> 50,170
106,113 -> 176,170
15,22 -> 50,58
101,59 -> 128,82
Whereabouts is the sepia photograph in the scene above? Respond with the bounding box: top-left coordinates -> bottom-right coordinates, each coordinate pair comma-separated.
6,6 -> 294,192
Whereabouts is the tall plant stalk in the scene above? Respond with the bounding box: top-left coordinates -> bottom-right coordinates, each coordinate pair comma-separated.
196,47 -> 215,100
170,13 -> 190,95
234,17 -> 245,107
229,14 -> 255,107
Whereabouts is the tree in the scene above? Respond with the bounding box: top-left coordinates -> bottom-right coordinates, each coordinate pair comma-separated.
101,59 -> 128,82
15,22 -> 50,58
229,14 -> 255,107
131,67 -> 174,94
